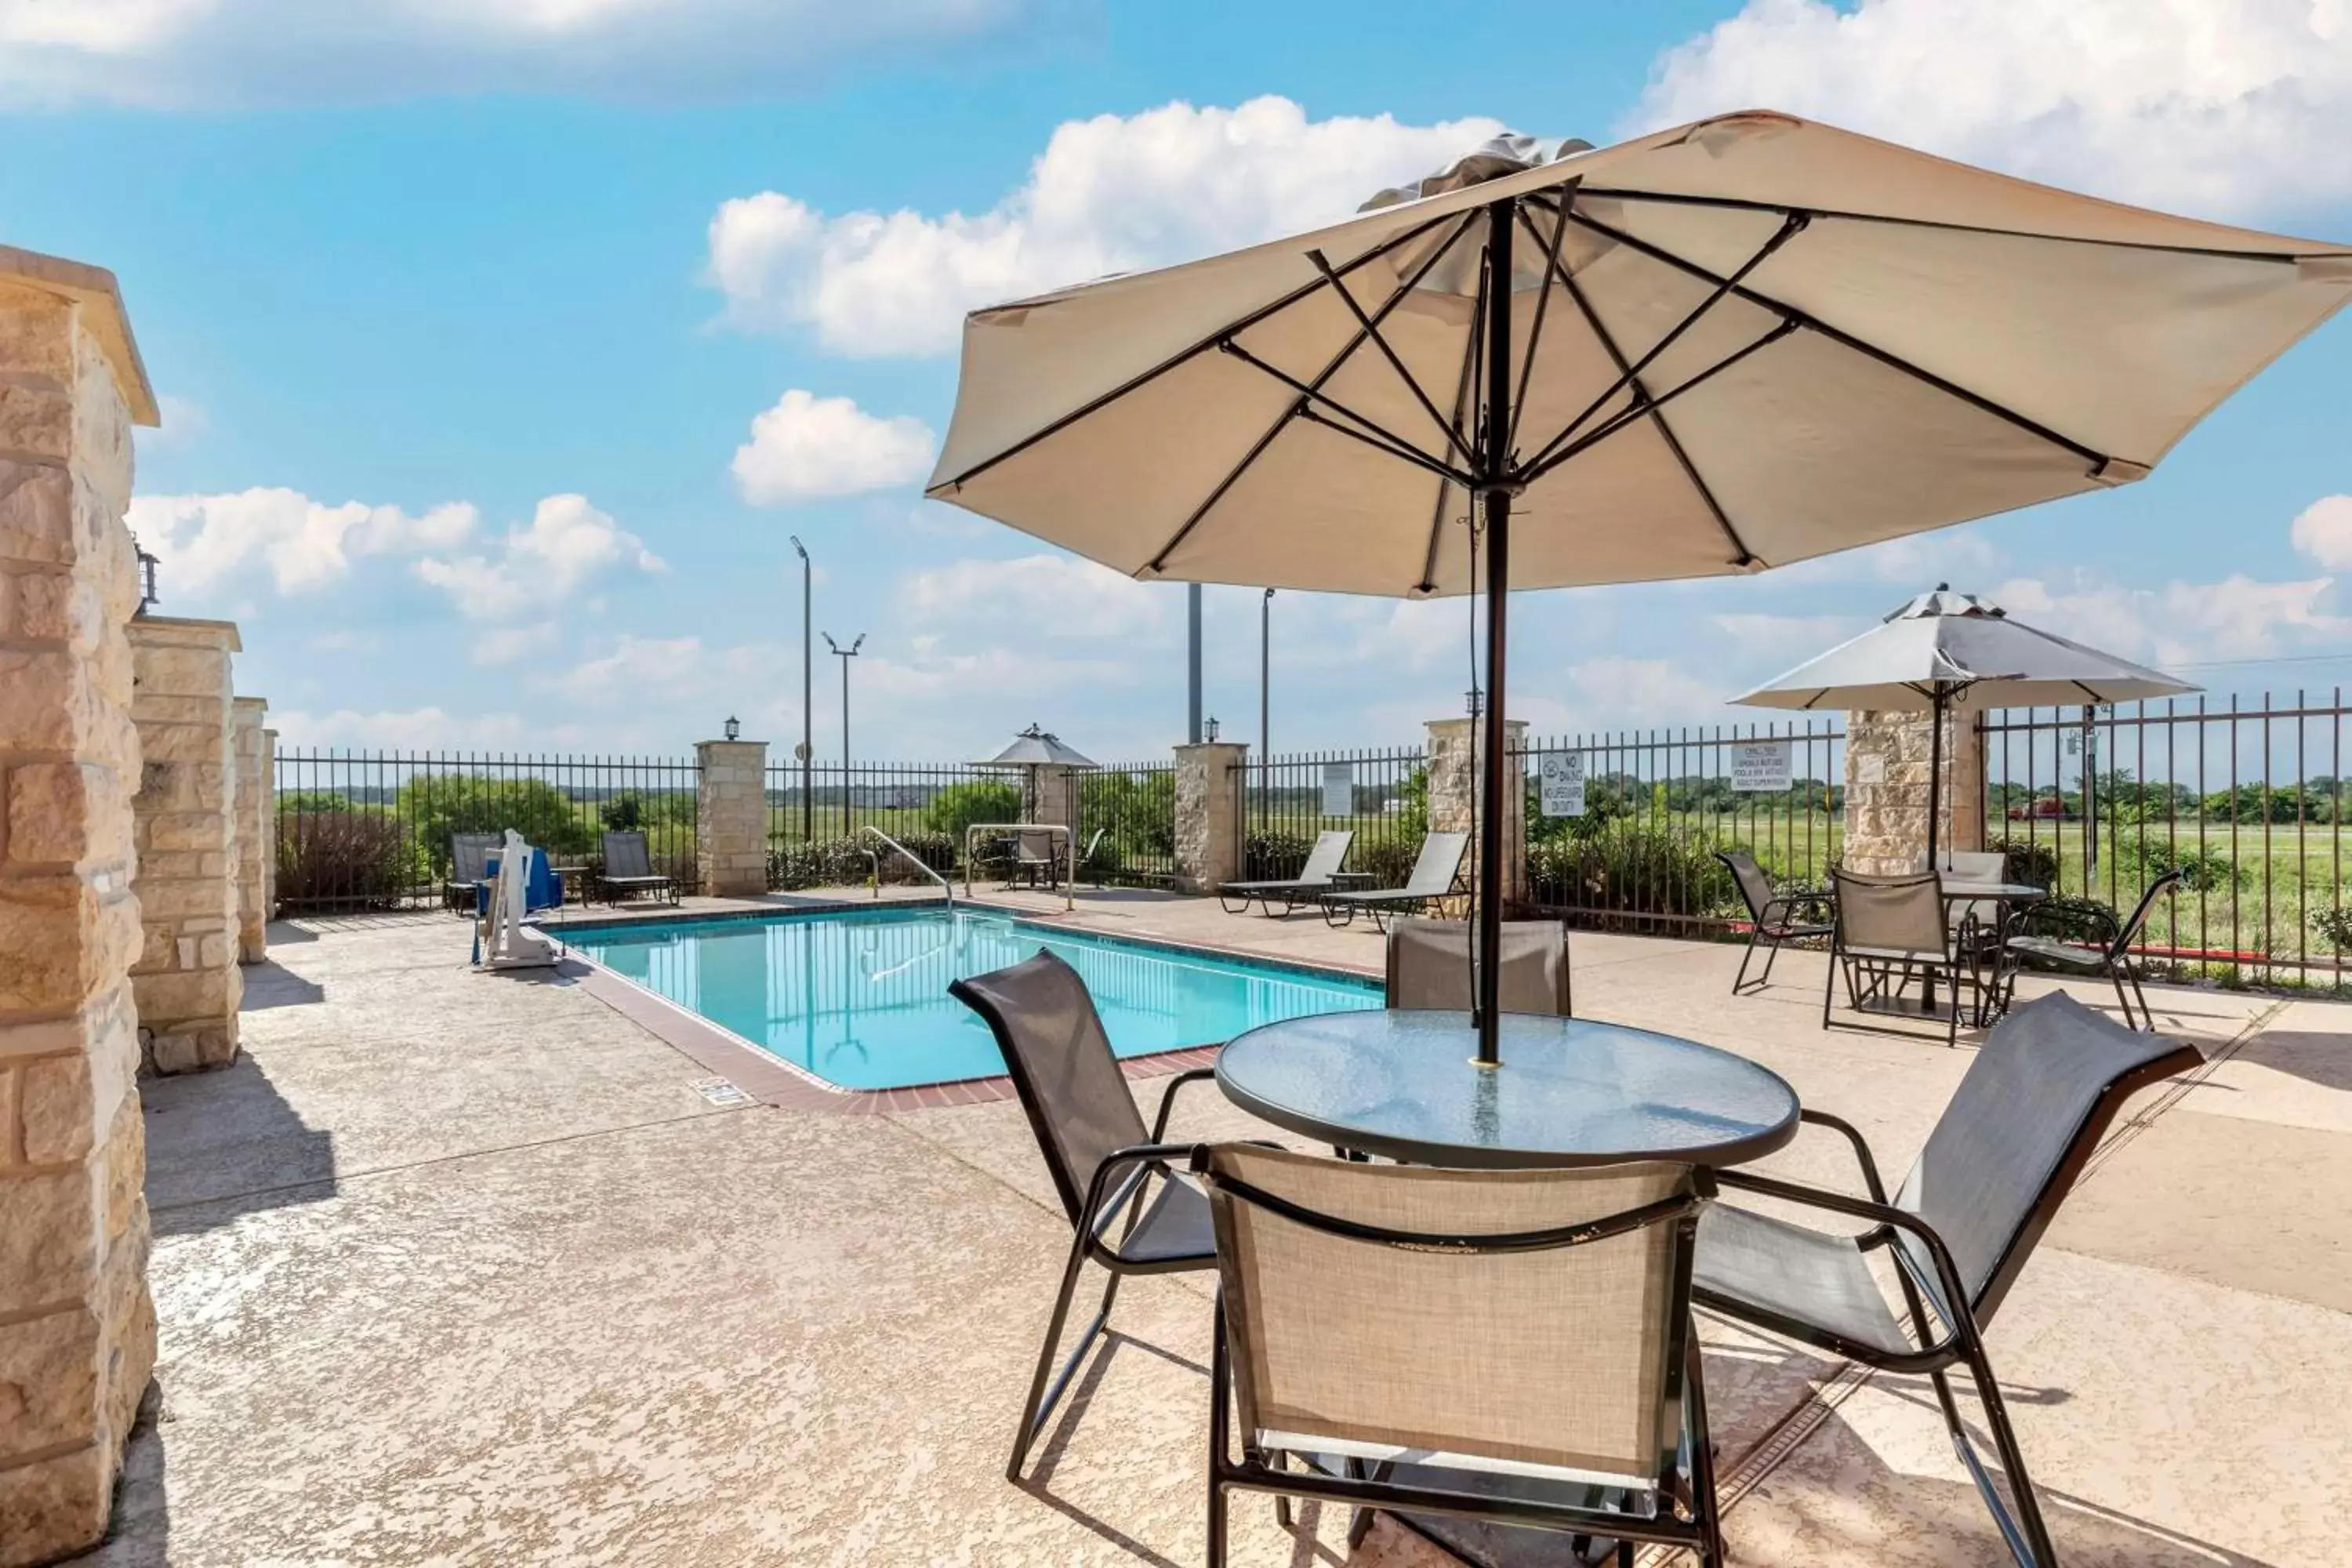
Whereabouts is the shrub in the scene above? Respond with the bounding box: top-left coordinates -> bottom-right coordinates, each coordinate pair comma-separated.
277,810 -> 417,911
398,775 -> 596,870
924,779 -> 1022,843
2114,830 -> 2243,894
1526,826 -> 1736,920
1354,835 -> 1425,887
2311,906 -> 2352,953
278,790 -> 354,815
1081,770 -> 1178,862
1242,831 -> 1313,880
1987,837 -> 2060,889
600,791 -> 644,831
768,831 -> 958,891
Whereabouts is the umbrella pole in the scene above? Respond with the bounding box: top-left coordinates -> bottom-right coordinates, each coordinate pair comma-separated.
1474,198 -> 1514,1069
1927,690 -> 1945,870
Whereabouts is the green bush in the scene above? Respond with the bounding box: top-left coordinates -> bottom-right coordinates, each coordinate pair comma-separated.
1987,837 -> 2060,889
1243,831 -> 1314,881
1526,826 -> 1736,920
1080,770 -> 1177,862
924,779 -> 1022,843
2114,830 -> 2244,894
278,790 -> 354,815
398,775 -> 596,872
768,831 -> 957,891
277,810 -> 417,911
2310,906 -> 2352,953
1354,835 -> 1425,887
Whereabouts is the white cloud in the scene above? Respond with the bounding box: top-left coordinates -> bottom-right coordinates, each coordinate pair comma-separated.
1710,612 -> 1857,658
270,706 -> 533,751
731,390 -> 935,505
140,392 -> 209,455
1635,0 -> 2352,220
2290,493 -> 2352,569
544,634 -> 713,705
1566,655 -> 1725,724
706,96 -> 1504,357
1760,526 -> 2008,590
415,493 -> 663,621
127,487 -> 477,596
472,622 -> 559,666
0,0 -> 1047,109
898,552 -> 1167,639
1991,569 -> 2352,666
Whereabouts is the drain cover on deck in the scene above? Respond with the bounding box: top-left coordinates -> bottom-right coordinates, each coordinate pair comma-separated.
691,1078 -> 753,1108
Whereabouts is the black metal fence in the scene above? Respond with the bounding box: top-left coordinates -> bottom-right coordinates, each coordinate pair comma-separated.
1079,760 -> 1179,884
1979,691 -> 2352,977
1232,745 -> 1428,884
1512,721 -> 1847,935
274,750 -> 700,912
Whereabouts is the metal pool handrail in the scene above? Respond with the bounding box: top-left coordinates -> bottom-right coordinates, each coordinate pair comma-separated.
859,826 -> 955,909
962,822 -> 1076,912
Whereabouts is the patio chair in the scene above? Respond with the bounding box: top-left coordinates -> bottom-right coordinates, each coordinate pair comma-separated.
2001,869 -> 2183,1030
1936,848 -> 2012,953
1386,917 -> 1572,1017
947,950 -> 1222,1481
1715,849 -> 1832,995
444,831 -> 503,916
597,830 -> 677,906
1076,826 -> 1111,887
1218,829 -> 1356,917
1321,830 -> 1470,931
1694,992 -> 2201,1567
1003,827 -> 1062,891
1197,1143 -> 1723,1566
1826,866 -> 1975,1047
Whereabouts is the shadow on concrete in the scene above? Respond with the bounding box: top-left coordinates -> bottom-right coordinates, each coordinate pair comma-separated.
67,1380 -> 171,1566
2227,1029 -> 2352,1093
236,960 -> 325,1011
143,1056 -> 336,1239
262,920 -> 318,946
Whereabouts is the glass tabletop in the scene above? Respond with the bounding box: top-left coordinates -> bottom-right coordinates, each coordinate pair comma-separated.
1940,880 -> 2047,899
1215,1009 -> 1801,1168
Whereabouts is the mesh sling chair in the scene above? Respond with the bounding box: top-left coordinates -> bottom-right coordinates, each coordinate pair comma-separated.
1219,829 -> 1356,917
1386,918 -> 1572,1018
1005,827 -> 1062,891
1695,992 -> 2201,1567
949,950 -> 1222,1480
597,830 -> 677,905
2002,869 -> 2185,1031
1827,866 -> 1973,1047
1198,1145 -> 1724,1568
1715,850 -> 1833,995
445,831 -> 503,915
1322,829 -> 1472,931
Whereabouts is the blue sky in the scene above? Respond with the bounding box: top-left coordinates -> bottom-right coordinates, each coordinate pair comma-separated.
5,0 -> 2348,760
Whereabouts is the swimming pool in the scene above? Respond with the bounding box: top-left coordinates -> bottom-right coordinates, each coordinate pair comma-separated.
562,905 -> 1382,1091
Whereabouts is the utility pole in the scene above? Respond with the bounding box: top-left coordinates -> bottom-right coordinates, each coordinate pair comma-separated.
790,536 -> 812,845
1187,583 -> 1203,744
824,633 -> 864,834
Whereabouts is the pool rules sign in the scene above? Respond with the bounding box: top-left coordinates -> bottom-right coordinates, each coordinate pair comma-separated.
1539,752 -> 1585,817
1730,739 -> 1793,793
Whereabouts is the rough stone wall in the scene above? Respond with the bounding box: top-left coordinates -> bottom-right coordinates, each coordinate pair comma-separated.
127,617 -> 242,1074
1841,708 -> 1986,876
1424,717 -> 1527,916
231,698 -> 269,962
0,280 -> 157,1566
260,728 -> 276,925
1172,742 -> 1245,893
695,739 -> 768,896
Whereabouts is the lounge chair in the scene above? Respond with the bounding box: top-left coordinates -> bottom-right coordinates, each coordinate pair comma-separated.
597,830 -> 677,906
947,951 -> 1220,1480
1385,916 -> 1571,1016
1696,992 -> 2199,1566
1217,829 -> 1356,916
1717,848 -> 1833,995
444,831 -> 503,916
2000,869 -> 2183,1029
1826,866 -> 1975,1047
1319,829 -> 1470,930
1199,1144 -> 1724,1566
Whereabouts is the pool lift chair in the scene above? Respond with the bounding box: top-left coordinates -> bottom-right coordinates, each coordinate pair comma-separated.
475,829 -> 562,971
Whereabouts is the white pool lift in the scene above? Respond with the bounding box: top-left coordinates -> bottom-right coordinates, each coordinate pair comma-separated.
475,829 -> 562,971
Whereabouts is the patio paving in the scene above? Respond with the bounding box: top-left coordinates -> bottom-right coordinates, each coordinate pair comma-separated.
67,889 -> 2349,1566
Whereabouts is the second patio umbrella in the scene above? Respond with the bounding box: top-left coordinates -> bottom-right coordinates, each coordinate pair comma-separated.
1731,585 -> 2199,866
924,111 -> 2350,1065
973,723 -> 1097,822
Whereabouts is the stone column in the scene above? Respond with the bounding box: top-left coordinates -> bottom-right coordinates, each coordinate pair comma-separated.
0,248 -> 161,1566
1425,716 -> 1528,916
1032,764 -> 1080,840
1172,742 -> 1245,893
231,696 -> 270,964
1841,708 -> 1986,875
260,727 -> 277,937
695,738 -> 768,897
127,616 -> 242,1074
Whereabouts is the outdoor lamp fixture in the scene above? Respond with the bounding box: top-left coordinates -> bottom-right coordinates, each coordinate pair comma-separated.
132,536 -> 159,617
724,715 -> 741,741
1465,688 -> 1484,717
1204,715 -> 1221,742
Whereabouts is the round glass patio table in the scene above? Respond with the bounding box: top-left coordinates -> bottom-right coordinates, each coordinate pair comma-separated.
1215,1009 -> 1800,1169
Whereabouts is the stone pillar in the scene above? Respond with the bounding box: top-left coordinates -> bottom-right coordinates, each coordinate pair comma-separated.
1425,717 -> 1528,916
231,696 -> 270,963
695,738 -> 768,897
127,616 -> 242,1074
1033,764 -> 1080,840
1841,708 -> 1986,876
1172,742 -> 1245,894
0,249 -> 162,1566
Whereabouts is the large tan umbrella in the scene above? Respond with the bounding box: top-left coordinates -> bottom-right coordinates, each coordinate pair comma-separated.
925,110 -> 2352,1065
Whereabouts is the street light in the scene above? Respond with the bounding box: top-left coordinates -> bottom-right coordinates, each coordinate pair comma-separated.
824,632 -> 865,833
790,536 -> 813,845
724,715 -> 741,741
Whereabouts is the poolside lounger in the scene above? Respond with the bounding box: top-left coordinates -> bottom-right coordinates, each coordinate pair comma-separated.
597,830 -> 677,906
445,831 -> 503,916
1319,829 -> 1469,931
1216,829 -> 1355,916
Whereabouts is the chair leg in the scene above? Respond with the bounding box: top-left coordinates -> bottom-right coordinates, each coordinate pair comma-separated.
2129,963 -> 2153,1030
1207,1308 -> 1232,1568
1732,929 -> 1760,993
1759,930 -> 1785,989
1929,1338 -> 2062,1568
1007,1232 -> 1120,1481
2108,961 -> 2138,1031
1947,961 -> 1963,1048
1685,1334 -> 1727,1568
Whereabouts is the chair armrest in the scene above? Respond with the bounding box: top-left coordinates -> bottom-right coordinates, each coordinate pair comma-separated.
1715,1167 -> 1976,1359
1079,1142 -> 1202,1255
1795,1109 -> 1889,1203
1149,1066 -> 1221,1142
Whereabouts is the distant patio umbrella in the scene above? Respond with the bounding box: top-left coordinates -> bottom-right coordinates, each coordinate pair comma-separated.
1731,585 -> 2199,866
924,110 -> 2351,1065
975,724 -> 1097,820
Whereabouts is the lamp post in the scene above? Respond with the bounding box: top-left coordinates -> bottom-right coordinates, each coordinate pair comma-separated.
790,536 -> 812,845
1259,588 -> 1273,827
1187,583 -> 1203,744
823,633 -> 864,834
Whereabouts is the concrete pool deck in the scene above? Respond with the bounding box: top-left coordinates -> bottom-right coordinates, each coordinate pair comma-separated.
69,887 -> 2352,1565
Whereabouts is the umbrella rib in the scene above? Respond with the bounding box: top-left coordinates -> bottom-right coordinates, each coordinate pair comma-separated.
1306,249 -> 1478,464
1520,318 -> 1799,485
1142,212 -> 1481,575
1518,205 -> 1758,568
1519,212 -> 1808,477
1293,403 -> 1481,488
1569,186 -> 2335,266
1416,236 -> 1488,595
1216,339 -> 1479,486
1552,205 -> 2114,470
930,209 -> 1461,494
1504,194 -> 1575,456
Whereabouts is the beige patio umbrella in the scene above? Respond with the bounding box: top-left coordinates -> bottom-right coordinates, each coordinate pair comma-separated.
924,110 -> 2352,1064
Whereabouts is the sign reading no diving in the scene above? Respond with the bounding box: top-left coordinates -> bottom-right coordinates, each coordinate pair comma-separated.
1730,740 -> 1793,793
1538,752 -> 1585,817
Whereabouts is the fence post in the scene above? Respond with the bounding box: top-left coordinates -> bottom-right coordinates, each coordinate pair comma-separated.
1173,741 -> 1246,893
695,736 -> 769,897
231,697 -> 270,963
1424,716 -> 1528,916
1842,709 -> 1985,874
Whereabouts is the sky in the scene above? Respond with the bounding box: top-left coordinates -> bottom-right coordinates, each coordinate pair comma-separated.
5,0 -> 2350,763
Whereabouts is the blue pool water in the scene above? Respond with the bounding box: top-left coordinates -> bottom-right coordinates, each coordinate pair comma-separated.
564,906 -> 1381,1091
